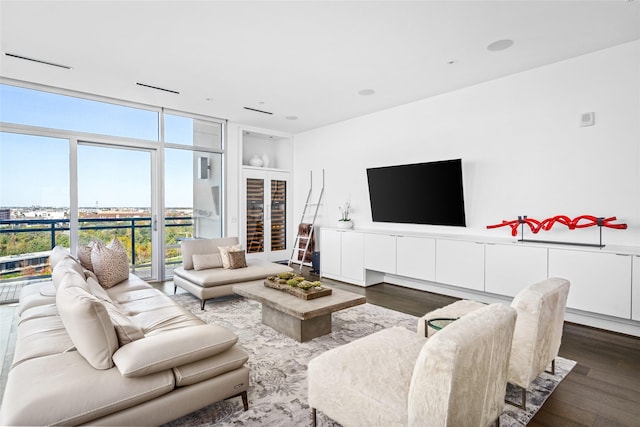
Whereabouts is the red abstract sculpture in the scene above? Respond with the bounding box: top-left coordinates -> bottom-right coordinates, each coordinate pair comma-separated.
487,215 -> 627,237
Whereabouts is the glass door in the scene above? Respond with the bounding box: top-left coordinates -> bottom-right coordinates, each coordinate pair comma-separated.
246,177 -> 265,254
77,143 -> 157,280
243,169 -> 289,261
270,178 -> 286,252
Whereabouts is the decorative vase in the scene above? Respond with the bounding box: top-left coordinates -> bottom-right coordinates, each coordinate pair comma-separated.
337,220 -> 353,229
260,153 -> 270,168
249,154 -> 264,167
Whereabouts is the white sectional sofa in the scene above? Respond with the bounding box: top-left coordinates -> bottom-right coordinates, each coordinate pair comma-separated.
173,237 -> 293,309
1,245 -> 250,426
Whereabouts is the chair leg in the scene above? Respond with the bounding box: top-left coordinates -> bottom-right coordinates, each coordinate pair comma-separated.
241,391 -> 248,411
225,390 -> 248,411
494,416 -> 500,427
545,358 -> 556,375
505,384 -> 527,411
311,408 -> 316,427
173,284 -> 177,294
201,299 -> 205,310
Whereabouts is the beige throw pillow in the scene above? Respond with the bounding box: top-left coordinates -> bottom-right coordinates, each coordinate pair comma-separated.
101,301 -> 145,346
56,276 -> 118,370
49,245 -> 70,269
227,250 -> 247,269
77,241 -> 96,271
218,245 -> 243,269
192,253 -> 224,270
91,238 -> 130,288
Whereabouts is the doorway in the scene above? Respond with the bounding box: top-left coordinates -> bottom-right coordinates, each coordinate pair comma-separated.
77,143 -> 158,280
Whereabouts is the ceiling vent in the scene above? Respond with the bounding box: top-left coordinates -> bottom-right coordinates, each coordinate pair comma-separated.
4,52 -> 71,69
243,107 -> 273,115
136,82 -> 180,94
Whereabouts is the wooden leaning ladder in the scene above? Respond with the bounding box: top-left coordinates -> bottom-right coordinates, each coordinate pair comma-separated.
288,169 -> 324,273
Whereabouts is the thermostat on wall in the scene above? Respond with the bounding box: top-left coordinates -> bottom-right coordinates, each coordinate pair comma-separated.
580,112 -> 595,127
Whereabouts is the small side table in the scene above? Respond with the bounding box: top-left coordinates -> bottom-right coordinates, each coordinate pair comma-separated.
425,317 -> 458,337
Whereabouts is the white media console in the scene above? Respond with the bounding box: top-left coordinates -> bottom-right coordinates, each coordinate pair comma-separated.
320,227 -> 640,337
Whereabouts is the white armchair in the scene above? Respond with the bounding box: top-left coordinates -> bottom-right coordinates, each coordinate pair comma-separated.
417,277 -> 570,410
308,303 -> 517,427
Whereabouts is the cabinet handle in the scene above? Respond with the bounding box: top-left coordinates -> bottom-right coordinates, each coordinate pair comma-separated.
615,253 -> 631,257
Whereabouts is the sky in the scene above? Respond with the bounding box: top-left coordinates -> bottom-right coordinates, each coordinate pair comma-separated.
0,84 -> 205,208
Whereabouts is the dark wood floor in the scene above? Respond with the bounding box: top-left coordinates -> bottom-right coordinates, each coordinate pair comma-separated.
295,272 -> 640,427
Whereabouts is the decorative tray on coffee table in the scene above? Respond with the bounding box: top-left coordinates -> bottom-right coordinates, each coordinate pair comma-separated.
264,273 -> 332,300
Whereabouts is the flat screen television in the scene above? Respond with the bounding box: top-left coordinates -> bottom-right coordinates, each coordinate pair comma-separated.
366,159 -> 466,226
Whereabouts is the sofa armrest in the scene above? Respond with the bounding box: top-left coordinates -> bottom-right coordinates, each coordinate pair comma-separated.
112,324 -> 238,377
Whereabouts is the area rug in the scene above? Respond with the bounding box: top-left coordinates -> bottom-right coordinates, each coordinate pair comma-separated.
164,294 -> 575,427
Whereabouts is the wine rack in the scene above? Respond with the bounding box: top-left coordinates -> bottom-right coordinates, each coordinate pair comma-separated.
246,178 -> 264,253
271,179 -> 287,251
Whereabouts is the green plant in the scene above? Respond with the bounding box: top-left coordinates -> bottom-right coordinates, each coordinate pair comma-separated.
339,201 -> 351,221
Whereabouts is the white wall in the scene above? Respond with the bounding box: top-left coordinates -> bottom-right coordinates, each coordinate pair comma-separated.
293,40 -> 640,247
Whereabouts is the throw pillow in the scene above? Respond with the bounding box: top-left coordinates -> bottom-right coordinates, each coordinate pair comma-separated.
56,276 -> 118,370
192,253 -> 224,270
77,241 -> 96,271
218,244 -> 242,269
91,238 -> 130,288
86,276 -> 113,303
52,255 -> 86,290
101,301 -> 145,346
227,250 -> 247,269
49,245 -> 70,269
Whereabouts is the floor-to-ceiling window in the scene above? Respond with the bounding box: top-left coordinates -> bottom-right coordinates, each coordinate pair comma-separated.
0,81 -> 225,289
0,133 -> 69,282
163,112 -> 224,275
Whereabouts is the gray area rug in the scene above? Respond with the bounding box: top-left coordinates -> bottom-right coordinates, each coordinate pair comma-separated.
165,294 -> 575,427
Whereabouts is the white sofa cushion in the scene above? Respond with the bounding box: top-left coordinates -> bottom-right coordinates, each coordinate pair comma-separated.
56,274 -> 118,369
113,324 -> 238,377
91,238 -> 130,288
0,351 -> 174,426
51,255 -> 86,289
173,344 -> 249,386
49,245 -> 71,269
192,253 -> 223,270
173,259 -> 292,288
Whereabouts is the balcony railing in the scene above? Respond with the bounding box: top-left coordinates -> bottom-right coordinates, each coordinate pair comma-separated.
0,216 -> 193,282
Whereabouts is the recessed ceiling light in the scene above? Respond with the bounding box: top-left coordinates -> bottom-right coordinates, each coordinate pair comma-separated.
447,59 -> 458,65
487,39 -> 514,52
285,116 -> 298,121
358,89 -> 375,96
205,97 -> 213,101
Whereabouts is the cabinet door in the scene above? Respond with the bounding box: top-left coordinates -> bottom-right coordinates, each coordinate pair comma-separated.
341,231 -> 365,282
548,249 -> 631,319
435,239 -> 484,291
320,229 -> 342,277
243,169 -> 289,261
364,233 -> 396,274
245,176 -> 265,254
269,178 -> 287,252
396,236 -> 436,281
485,244 -> 548,297
632,256 -> 640,321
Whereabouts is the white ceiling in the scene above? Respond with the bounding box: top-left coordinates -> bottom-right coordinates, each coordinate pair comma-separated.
1,1 -> 639,134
